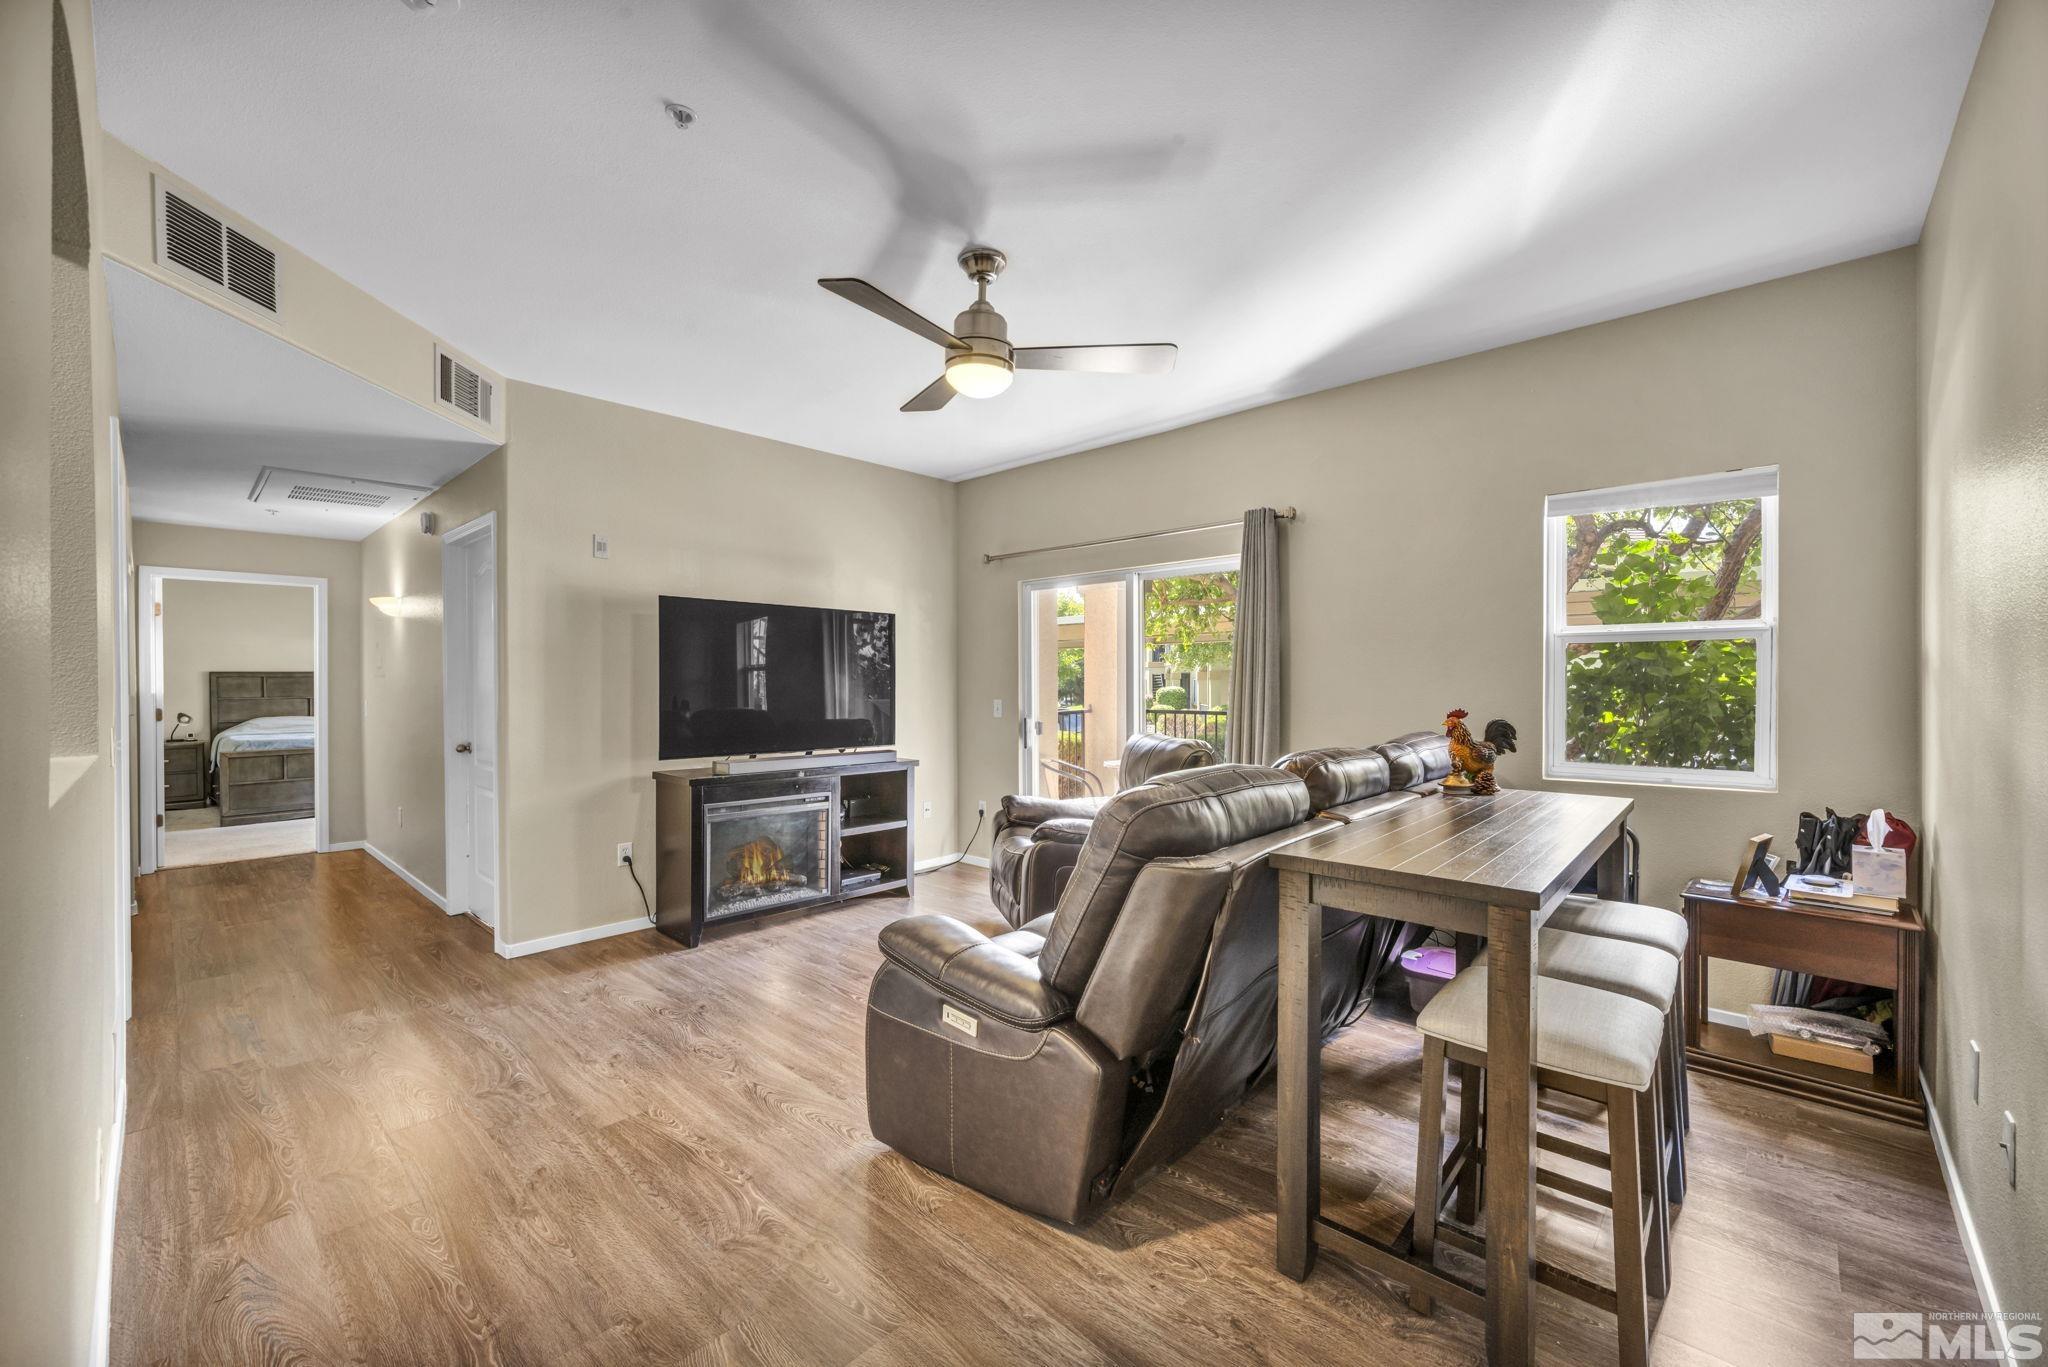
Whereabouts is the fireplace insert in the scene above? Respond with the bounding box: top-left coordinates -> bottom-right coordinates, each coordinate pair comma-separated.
700,790 -> 835,923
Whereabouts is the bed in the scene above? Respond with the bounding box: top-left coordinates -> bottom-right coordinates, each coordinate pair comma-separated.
208,671 -> 316,826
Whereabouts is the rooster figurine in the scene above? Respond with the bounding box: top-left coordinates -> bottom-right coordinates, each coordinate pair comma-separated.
1443,709 -> 1517,796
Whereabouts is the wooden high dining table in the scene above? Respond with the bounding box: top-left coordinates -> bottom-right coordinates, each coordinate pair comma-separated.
1272,788 -> 1634,1367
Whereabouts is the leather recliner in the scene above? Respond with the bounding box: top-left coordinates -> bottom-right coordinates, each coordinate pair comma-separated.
867,762 -> 1432,1224
987,730 -> 1217,927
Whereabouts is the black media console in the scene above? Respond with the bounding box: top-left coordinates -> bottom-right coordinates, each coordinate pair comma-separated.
649,758 -> 917,947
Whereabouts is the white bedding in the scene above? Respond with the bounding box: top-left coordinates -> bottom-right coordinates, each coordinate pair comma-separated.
210,715 -> 316,769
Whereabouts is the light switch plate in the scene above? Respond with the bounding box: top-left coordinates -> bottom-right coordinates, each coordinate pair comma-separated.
992,698 -> 1003,718
592,532 -> 609,559
1970,1040 -> 1981,1102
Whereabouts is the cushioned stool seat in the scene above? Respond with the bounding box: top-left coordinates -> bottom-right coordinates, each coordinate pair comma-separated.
1546,896 -> 1688,958
1417,967 -> 1664,1091
1539,929 -> 1679,1011
1413,964 -> 1670,1367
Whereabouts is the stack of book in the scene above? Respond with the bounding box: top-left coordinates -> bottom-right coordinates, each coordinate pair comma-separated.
1783,872 -> 1902,916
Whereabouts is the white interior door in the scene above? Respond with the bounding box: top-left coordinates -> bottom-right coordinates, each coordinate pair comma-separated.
110,418 -> 133,1019
444,520 -> 498,929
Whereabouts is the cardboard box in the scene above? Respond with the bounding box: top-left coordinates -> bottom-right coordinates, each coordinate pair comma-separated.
1770,1033 -> 1876,1074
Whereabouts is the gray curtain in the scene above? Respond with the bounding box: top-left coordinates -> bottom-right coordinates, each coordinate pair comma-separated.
1227,507 -> 1282,763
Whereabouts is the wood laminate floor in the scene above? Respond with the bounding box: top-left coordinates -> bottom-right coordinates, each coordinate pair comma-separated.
115,853 -> 1977,1366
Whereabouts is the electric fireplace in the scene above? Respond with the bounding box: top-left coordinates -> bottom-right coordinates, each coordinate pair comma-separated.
701,791 -> 833,921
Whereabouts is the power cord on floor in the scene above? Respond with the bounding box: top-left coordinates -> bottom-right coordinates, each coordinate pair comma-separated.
925,809 -> 985,871
622,852 -> 654,923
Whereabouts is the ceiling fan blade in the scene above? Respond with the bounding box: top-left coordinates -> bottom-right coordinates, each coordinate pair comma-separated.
1013,343 -> 1178,375
819,278 -> 963,349
900,375 -> 956,412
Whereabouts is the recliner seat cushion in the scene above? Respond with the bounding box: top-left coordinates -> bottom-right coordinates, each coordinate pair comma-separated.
1117,731 -> 1218,788
1039,765 -> 1311,996
1273,746 -> 1393,811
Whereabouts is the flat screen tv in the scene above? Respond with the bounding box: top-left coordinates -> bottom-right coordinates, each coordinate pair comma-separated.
658,595 -> 896,760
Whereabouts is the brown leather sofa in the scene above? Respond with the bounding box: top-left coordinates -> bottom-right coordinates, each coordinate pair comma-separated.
987,731 -> 1216,927
867,739 -> 1445,1225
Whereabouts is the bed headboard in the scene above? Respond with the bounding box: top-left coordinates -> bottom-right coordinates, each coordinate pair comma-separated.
209,671 -> 315,739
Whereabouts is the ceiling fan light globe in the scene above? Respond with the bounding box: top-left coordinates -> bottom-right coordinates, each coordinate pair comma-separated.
944,353 -> 1014,399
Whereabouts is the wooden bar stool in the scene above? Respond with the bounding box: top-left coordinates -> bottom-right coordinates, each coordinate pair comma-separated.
1411,968 -> 1668,1367
1547,895 -> 1693,1141
1539,927 -> 1688,1217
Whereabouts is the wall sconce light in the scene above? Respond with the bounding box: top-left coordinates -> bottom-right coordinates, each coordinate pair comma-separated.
370,594 -> 438,620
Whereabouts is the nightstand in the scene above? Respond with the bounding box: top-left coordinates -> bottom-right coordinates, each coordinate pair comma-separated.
164,738 -> 207,811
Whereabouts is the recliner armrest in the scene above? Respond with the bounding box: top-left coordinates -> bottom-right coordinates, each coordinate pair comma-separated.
877,915 -> 1074,1029
1031,817 -> 1094,846
998,793 -> 1107,831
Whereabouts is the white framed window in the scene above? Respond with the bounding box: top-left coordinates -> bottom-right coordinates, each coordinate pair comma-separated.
1543,467 -> 1778,790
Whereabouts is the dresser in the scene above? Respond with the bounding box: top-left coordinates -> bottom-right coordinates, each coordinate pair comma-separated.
164,738 -> 207,811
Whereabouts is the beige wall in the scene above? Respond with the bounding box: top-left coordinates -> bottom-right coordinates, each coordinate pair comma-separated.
3,0 -> 127,1361
160,578 -> 313,742
360,449 -> 507,895
498,381 -> 958,947
957,250 -> 1924,1016
1918,0 -> 2048,1315
95,134 -> 499,444
133,521 -> 366,844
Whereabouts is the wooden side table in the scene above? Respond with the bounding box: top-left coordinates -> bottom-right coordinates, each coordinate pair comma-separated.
164,737 -> 207,811
1680,880 -> 1924,1125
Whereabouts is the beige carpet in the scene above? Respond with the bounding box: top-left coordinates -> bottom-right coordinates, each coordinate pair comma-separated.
162,808 -> 315,867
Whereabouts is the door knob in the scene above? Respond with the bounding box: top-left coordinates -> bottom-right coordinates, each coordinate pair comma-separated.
455,742 -> 472,753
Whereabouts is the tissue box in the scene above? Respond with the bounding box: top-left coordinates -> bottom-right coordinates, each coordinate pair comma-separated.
1853,843 -> 1908,899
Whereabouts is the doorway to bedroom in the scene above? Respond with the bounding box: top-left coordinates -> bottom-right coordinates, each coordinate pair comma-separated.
137,566 -> 328,871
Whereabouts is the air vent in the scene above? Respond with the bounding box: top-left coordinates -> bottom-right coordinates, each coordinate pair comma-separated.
434,344 -> 503,432
249,467 -> 433,520
153,174 -> 280,315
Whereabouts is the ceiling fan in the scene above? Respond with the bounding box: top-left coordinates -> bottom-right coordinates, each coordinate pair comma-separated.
818,247 -> 1178,412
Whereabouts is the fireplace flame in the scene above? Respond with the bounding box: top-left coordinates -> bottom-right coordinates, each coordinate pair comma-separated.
721,837 -> 804,894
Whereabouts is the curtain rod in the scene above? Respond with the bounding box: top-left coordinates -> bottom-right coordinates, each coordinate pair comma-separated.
982,507 -> 1296,565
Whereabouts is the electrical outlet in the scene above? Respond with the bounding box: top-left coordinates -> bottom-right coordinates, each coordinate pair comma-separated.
992,698 -> 1003,718
616,842 -> 632,866
1970,1040 -> 1981,1102
592,532 -> 610,559
2002,1112 -> 2018,1188
922,800 -> 933,818
977,799 -> 987,817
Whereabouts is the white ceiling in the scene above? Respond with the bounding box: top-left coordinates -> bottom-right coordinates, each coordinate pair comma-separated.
93,0 -> 1989,482
108,261 -> 499,540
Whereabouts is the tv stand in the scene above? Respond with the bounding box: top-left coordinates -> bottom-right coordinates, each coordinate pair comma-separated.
649,757 -> 917,947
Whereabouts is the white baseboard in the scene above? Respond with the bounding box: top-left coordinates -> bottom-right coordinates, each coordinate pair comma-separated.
1706,1006 -> 1749,1029
499,915 -> 651,959
358,842 -> 449,913
90,1062 -> 126,1367
1923,1078 -> 2010,1356
324,839 -> 365,853
912,852 -> 989,872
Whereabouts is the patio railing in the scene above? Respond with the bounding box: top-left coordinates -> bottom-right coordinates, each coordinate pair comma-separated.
1147,707 -> 1228,755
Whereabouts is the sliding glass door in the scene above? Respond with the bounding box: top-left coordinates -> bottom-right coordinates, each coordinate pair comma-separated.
1018,556 -> 1239,798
